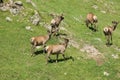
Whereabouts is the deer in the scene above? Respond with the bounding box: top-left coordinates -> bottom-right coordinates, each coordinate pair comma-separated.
85,13 -> 98,31
30,30 -> 51,56
103,21 -> 119,45
44,38 -> 69,64
50,14 -> 64,36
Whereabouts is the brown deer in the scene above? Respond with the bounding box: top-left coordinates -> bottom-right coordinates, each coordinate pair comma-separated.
30,30 -> 51,56
85,13 -> 98,31
103,21 -> 119,45
44,38 -> 69,64
50,14 -> 64,36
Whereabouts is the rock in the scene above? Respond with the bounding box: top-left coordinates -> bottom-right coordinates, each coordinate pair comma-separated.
10,8 -> 19,15
30,10 -> 41,25
32,18 -> 40,25
14,1 -> 23,6
103,71 -> 109,76
6,17 -> 12,22
25,26 -> 33,31
0,5 -> 9,11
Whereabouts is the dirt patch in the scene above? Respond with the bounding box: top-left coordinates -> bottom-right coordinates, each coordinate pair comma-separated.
80,44 -> 104,66
69,39 -> 80,49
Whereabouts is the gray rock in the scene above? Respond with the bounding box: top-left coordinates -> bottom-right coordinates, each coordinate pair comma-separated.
25,26 -> 33,31
14,1 -> 23,6
10,8 -> 19,15
0,5 -> 9,11
6,17 -> 12,22
32,18 -> 40,25
30,10 -> 41,25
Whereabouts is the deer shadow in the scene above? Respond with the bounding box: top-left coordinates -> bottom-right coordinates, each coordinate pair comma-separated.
89,26 -> 97,32
33,49 -> 45,56
48,56 -> 74,63
56,33 -> 67,37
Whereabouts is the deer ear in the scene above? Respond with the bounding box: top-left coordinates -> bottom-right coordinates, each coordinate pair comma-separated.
112,21 -> 115,23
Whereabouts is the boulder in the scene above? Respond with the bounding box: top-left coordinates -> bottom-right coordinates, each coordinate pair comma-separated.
6,17 -> 12,22
14,1 -> 23,6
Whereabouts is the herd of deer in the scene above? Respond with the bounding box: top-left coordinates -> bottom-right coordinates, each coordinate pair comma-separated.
30,14 -> 68,64
30,12 -> 119,64
85,13 -> 119,45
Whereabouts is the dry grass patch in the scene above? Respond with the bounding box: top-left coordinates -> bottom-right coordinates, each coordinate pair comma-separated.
80,44 -> 105,66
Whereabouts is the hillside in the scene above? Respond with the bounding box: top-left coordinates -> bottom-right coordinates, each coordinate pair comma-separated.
0,0 -> 120,80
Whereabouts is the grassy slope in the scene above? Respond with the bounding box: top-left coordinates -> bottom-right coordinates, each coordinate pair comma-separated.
0,0 -> 120,80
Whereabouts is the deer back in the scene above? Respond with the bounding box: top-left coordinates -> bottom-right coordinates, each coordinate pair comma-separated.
46,44 -> 65,54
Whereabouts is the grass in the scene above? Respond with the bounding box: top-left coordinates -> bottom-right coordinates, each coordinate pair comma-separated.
0,0 -> 120,80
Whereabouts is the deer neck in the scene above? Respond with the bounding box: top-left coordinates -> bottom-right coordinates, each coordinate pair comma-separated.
64,42 -> 68,48
57,18 -> 61,23
112,24 -> 117,31
45,34 -> 50,41
57,16 -> 63,22
48,34 -> 51,40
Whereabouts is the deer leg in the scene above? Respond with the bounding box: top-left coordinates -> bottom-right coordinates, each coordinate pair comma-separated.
31,42 -> 36,57
56,54 -> 59,63
51,26 -> 56,36
46,52 -> 50,64
54,28 -> 57,36
32,42 -> 37,56
62,54 -> 66,60
31,45 -> 33,56
86,22 -> 89,27
105,35 -> 109,45
85,20 -> 89,27
91,23 -> 93,27
94,23 -> 97,31
54,27 -> 59,36
108,35 -> 111,45
31,45 -> 35,57
110,35 -> 112,45
43,44 -> 46,54
53,27 -> 58,36
56,27 -> 59,33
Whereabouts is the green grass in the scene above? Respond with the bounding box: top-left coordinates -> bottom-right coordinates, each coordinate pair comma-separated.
0,0 -> 120,80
